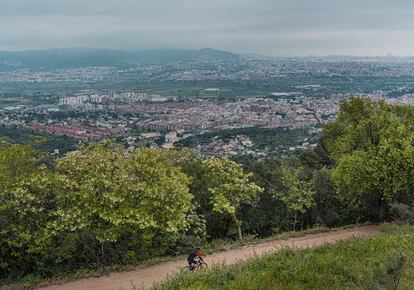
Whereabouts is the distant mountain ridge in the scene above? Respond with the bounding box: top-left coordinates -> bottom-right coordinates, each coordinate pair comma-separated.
0,47 -> 240,70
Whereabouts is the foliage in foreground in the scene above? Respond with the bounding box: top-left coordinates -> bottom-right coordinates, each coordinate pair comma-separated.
325,97 -> 414,221
3,96 -> 414,286
0,141 -> 261,283
155,226 -> 414,290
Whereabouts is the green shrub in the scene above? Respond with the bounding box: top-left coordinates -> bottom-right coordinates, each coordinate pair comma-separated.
390,203 -> 414,224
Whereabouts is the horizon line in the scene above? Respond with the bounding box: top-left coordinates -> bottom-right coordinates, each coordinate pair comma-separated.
0,46 -> 413,59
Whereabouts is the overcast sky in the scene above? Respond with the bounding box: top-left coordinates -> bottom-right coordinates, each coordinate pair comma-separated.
1,0 -> 414,56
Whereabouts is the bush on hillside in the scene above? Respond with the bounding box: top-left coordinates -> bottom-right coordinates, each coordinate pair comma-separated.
390,202 -> 414,224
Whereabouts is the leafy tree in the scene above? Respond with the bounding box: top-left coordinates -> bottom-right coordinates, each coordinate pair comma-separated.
238,158 -> 290,236
0,139 -> 43,190
0,140 -> 55,277
326,97 -> 414,221
323,97 -> 389,161
51,143 -> 194,261
275,166 -> 315,231
202,157 -> 262,240
311,168 -> 343,226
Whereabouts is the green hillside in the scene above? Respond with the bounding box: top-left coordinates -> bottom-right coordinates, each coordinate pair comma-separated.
2,97 -> 414,288
0,47 -> 240,70
155,225 -> 413,290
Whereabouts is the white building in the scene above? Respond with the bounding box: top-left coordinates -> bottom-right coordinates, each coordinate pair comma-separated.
59,95 -> 89,107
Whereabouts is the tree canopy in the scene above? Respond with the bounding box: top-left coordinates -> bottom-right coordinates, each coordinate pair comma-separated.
202,157 -> 262,240
325,97 -> 414,220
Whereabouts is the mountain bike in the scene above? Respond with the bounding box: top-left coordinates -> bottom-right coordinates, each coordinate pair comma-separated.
181,258 -> 208,273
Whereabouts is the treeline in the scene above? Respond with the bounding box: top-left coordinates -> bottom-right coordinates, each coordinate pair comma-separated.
0,125 -> 78,153
0,141 -> 261,280
2,97 -> 414,282
175,127 -> 318,152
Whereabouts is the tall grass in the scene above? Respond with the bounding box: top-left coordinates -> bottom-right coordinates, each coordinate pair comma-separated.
154,225 -> 414,290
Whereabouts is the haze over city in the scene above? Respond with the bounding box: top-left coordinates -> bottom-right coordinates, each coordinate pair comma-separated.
1,0 -> 414,56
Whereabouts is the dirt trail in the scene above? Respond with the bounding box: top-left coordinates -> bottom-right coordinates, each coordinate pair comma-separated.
39,225 -> 380,290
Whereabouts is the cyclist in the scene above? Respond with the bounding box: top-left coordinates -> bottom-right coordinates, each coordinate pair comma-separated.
187,247 -> 204,270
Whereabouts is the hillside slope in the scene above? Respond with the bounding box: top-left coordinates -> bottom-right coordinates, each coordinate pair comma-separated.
156,225 -> 413,290
38,225 -> 379,290
0,47 -> 240,70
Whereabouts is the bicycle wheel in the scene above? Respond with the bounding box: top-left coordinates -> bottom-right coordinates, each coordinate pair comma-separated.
180,266 -> 191,274
199,262 -> 208,269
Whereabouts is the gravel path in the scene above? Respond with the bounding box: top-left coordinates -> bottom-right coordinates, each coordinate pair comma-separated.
38,225 -> 380,290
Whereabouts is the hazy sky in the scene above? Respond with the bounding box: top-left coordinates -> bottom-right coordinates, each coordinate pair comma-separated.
1,0 -> 414,56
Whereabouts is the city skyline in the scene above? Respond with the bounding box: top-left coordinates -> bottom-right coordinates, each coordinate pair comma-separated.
1,0 -> 414,56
